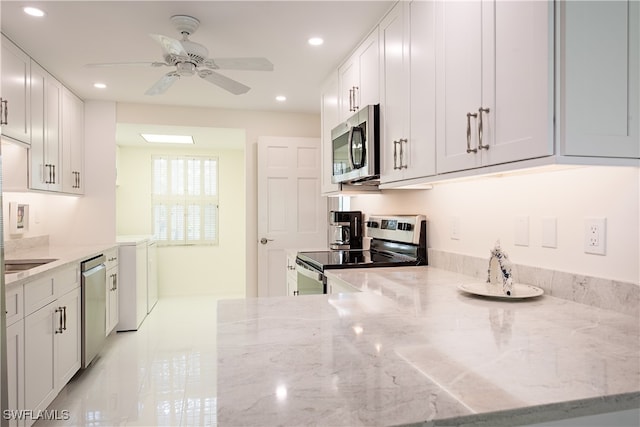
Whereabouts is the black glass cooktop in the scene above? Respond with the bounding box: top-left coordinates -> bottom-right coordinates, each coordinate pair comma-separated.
297,249 -> 422,271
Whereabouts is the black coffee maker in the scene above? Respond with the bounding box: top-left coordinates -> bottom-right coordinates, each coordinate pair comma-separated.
329,211 -> 363,250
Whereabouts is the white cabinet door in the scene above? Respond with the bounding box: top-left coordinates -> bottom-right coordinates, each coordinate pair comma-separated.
338,55 -> 359,121
407,0 -> 437,181
380,1 -> 410,183
24,303 -> 57,417
338,29 -> 380,121
380,0 -> 437,186
6,320 -> 25,427
55,287 -> 81,389
559,0 -> 639,159
357,29 -> 380,109
106,265 -> 119,335
29,60 -> 62,192
436,0 -> 552,174
135,243 -> 148,324
1,35 -> 30,144
483,0 -> 553,167
320,72 -> 341,195
61,87 -> 85,194
435,0 -> 483,173
285,251 -> 298,296
105,247 -> 119,334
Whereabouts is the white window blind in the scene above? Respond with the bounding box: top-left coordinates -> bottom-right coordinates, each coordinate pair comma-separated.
152,155 -> 219,245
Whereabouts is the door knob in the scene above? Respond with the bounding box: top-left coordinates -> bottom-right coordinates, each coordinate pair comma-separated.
260,237 -> 274,245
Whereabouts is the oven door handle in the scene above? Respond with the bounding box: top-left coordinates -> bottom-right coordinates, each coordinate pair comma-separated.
295,259 -> 323,281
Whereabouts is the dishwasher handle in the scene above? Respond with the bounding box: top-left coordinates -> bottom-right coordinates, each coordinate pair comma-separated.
82,254 -> 106,272
295,259 -> 323,281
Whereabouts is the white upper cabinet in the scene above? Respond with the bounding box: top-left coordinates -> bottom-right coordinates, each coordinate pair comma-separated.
558,0 -> 639,159
380,0 -> 437,186
61,87 -> 85,194
435,0 -> 553,174
29,60 -> 63,192
338,29 -> 380,121
379,2 -> 410,184
1,35 -> 31,144
320,72 -> 342,195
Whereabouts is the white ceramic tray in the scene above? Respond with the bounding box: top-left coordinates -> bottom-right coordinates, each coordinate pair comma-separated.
458,282 -> 544,300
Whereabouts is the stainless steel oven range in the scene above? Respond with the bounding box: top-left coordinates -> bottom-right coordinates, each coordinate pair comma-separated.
296,215 -> 427,294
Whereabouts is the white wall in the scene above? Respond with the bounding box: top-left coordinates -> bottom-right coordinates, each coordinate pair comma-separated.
116,103 -> 321,297
116,145 -> 246,297
351,165 -> 640,284
2,101 -> 117,247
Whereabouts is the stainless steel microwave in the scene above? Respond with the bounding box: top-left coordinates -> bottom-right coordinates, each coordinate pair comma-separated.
331,104 -> 380,184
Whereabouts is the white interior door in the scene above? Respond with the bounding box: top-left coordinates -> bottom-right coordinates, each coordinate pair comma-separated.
258,136 -> 327,297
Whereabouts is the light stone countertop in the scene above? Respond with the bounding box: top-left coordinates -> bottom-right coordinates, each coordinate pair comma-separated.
4,243 -> 117,288
217,266 -> 640,426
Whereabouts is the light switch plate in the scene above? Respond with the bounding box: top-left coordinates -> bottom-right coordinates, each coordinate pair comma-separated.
541,217 -> 557,248
450,216 -> 460,240
515,216 -> 529,247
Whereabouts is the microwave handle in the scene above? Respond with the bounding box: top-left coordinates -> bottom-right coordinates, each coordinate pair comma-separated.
348,126 -> 366,169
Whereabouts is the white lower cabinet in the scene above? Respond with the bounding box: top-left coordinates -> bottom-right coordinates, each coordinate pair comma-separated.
6,304 -> 25,427
24,302 -> 57,421
286,251 -> 298,296
22,266 -> 81,426
147,241 -> 158,313
117,237 -> 151,331
105,247 -> 119,335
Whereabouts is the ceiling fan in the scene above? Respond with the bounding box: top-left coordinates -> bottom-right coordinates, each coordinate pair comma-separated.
87,14 -> 273,96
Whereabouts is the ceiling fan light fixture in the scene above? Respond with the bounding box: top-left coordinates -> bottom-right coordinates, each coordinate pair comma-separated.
141,134 -> 194,144
23,7 -> 45,17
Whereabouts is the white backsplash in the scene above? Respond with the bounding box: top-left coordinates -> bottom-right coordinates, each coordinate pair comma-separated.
4,235 -> 49,255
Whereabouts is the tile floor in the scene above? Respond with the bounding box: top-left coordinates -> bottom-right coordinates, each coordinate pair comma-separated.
37,296 -> 224,426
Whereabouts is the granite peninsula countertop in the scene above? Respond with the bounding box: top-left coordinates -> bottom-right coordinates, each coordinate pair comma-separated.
217,266 -> 640,426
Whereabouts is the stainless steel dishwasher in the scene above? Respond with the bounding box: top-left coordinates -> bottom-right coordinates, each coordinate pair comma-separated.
81,254 -> 107,368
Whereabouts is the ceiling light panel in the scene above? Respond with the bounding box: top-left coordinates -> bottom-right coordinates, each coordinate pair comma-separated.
140,134 -> 194,144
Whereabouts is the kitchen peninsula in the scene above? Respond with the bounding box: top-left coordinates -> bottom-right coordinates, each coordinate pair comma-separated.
217,267 -> 639,426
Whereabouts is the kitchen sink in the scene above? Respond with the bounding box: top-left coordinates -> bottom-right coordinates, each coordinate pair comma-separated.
4,258 -> 58,273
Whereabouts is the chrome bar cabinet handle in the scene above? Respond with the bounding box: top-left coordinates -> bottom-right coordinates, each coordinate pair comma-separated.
478,107 -> 490,150
466,113 -> 478,153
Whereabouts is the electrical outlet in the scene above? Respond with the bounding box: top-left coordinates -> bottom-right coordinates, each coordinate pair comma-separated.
584,218 -> 606,255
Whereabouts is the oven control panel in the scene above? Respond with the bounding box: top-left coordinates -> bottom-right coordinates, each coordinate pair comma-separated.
365,215 -> 426,245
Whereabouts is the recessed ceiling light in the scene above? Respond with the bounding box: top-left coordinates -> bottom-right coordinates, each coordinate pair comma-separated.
93,83 -> 107,89
308,37 -> 324,46
140,134 -> 194,144
275,95 -> 287,102
23,7 -> 45,17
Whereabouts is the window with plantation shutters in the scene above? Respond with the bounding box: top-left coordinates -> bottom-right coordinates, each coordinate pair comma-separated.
152,155 -> 219,245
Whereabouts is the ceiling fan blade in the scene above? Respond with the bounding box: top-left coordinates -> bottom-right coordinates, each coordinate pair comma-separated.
85,61 -> 168,68
208,57 -> 274,71
145,73 -> 179,96
199,70 -> 250,95
149,34 -> 188,58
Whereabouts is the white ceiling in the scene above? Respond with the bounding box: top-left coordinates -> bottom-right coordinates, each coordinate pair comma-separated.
1,1 -> 394,115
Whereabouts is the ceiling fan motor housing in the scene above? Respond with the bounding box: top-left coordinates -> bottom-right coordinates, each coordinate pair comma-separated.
170,15 -> 200,36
